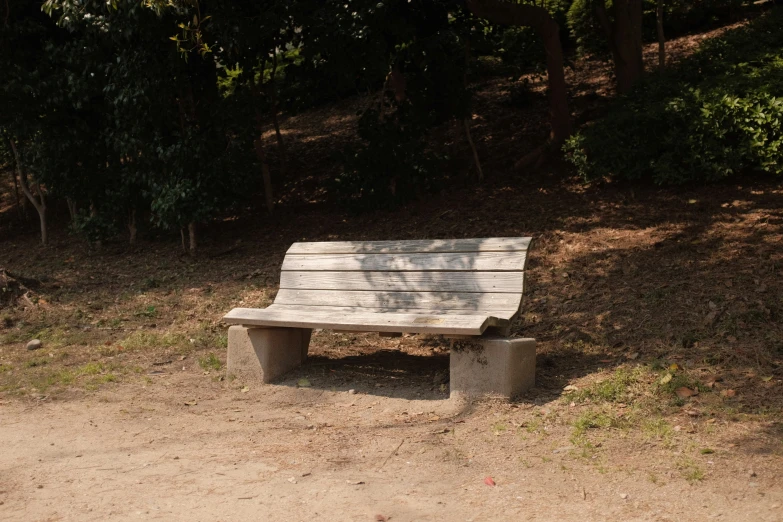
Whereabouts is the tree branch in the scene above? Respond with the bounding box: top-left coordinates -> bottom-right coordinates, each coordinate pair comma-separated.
8,139 -> 43,213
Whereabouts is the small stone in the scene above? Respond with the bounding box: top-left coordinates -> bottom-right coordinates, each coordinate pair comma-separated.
749,470 -> 757,478
348,389 -> 356,395
287,477 -> 297,484
619,493 -> 628,500
27,339 -> 42,351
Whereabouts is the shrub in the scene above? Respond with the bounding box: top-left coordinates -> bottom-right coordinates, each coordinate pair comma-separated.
336,109 -> 441,211
564,8 -> 783,184
567,0 -> 609,57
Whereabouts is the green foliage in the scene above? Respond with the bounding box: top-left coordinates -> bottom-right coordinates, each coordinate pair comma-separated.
332,2 -> 471,209
567,0 -> 609,57
569,367 -> 642,403
564,8 -> 783,184
198,353 -> 222,371
337,109 -> 441,210
572,409 -> 615,437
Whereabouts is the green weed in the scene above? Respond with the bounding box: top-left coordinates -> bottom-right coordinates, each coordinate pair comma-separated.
198,353 -> 222,371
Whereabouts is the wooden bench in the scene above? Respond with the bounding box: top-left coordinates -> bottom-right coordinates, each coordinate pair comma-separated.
223,237 -> 536,398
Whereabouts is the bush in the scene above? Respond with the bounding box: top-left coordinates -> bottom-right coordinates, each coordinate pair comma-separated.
567,0 -> 609,57
486,0 -> 573,71
335,109 -> 441,211
564,8 -> 783,184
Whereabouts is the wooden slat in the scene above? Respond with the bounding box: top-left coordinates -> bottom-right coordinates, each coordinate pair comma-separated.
281,252 -> 527,272
223,307 -> 492,335
266,304 -> 517,322
287,237 -> 531,255
274,289 -> 521,312
280,271 -> 525,293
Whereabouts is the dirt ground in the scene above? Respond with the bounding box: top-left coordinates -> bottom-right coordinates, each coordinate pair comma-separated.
2,24 -> 783,522
1,365 -> 782,521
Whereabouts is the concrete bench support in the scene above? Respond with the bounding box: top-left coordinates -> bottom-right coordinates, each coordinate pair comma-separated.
449,337 -> 536,399
227,325 -> 311,383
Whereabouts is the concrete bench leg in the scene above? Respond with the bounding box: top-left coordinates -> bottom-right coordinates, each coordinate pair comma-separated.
227,326 -> 312,383
449,337 -> 536,399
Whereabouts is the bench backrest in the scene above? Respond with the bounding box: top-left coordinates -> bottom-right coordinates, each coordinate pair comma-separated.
274,237 -> 531,321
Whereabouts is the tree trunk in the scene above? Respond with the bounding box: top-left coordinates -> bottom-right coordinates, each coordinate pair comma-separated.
251,66 -> 275,216
128,209 -> 137,244
465,0 -> 573,144
656,0 -> 666,70
9,166 -> 23,218
8,139 -> 47,245
254,138 -> 275,215
188,222 -> 197,254
596,0 -> 644,93
464,118 -> 484,182
463,40 -> 484,181
269,52 -> 288,180
66,198 -> 78,224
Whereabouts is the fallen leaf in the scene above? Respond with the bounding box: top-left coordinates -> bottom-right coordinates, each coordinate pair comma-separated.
184,401 -> 197,406
375,515 -> 389,522
721,389 -> 736,398
484,476 -> 496,487
703,375 -> 722,388
297,378 -> 311,388
240,386 -> 249,393
683,408 -> 700,417
761,376 -> 773,382
563,385 -> 578,392
346,480 -> 365,485
669,363 -> 680,372
660,373 -> 673,385
675,387 -> 698,399
627,352 -> 639,360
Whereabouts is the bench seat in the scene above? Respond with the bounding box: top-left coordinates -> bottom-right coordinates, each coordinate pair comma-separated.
224,304 -> 515,336
223,237 -> 536,398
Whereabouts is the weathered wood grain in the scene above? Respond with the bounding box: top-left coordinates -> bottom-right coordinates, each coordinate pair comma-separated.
274,289 -> 522,312
279,271 -> 525,293
287,237 -> 531,255
223,307 -> 493,335
281,251 -> 528,272
266,304 -> 517,322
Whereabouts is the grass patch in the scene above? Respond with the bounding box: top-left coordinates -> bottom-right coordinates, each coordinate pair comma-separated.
134,305 -> 158,318
679,458 -> 706,483
198,352 -> 223,372
568,367 -> 647,404
642,417 -> 674,445
572,410 -> 615,438
79,362 -> 103,375
121,331 -> 189,351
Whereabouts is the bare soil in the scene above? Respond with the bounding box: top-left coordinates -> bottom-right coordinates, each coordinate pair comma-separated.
1,26 -> 782,521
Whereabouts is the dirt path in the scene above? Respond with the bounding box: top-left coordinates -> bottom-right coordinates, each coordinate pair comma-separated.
2,366 -> 781,522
